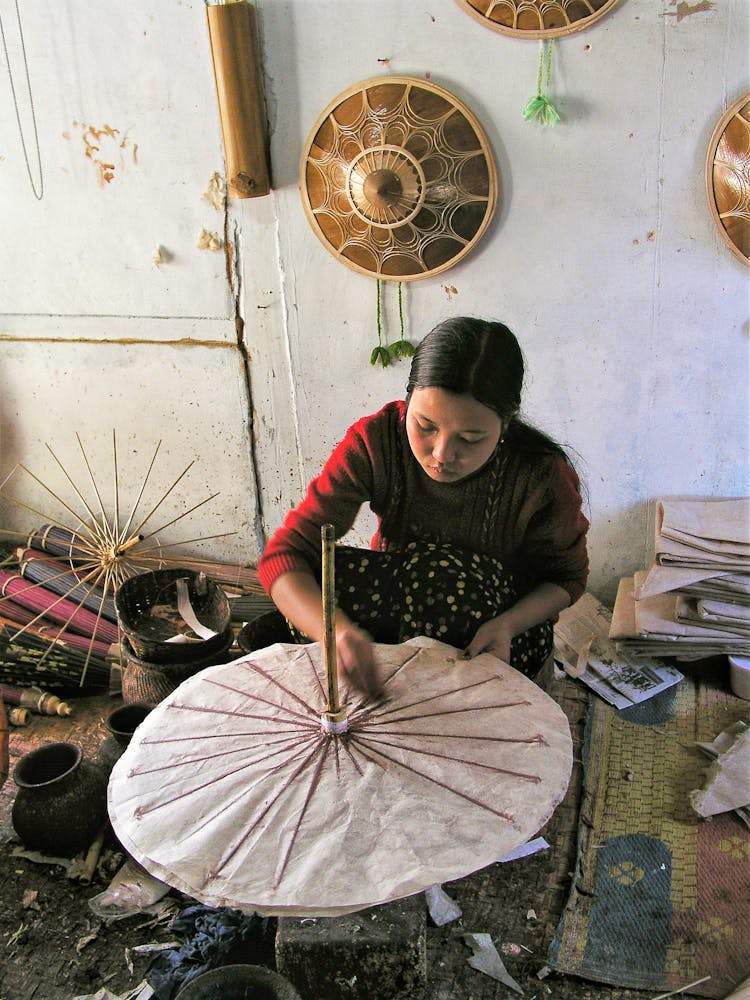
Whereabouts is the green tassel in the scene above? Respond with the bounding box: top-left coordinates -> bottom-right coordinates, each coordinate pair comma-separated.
389,281 -> 414,359
524,40 -> 560,127
370,279 -> 414,367
523,94 -> 561,126
370,279 -> 388,366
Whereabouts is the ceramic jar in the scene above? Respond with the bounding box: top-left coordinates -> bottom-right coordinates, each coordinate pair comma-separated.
174,964 -> 302,1000
96,702 -> 153,775
12,741 -> 108,856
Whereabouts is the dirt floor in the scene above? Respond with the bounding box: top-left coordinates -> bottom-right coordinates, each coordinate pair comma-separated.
0,673 -> 658,1000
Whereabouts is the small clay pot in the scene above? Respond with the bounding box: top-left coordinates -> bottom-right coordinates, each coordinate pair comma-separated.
175,964 -> 301,1000
12,742 -> 108,856
97,702 -> 153,774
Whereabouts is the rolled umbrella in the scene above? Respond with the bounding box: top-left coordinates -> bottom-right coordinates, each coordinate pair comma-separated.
0,600 -> 113,660
0,624 -> 110,689
0,570 -> 119,644
16,548 -> 117,622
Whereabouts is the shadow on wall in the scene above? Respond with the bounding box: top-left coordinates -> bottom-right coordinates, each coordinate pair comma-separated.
587,499 -> 652,608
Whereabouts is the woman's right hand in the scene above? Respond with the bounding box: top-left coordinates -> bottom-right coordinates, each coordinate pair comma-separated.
336,623 -> 383,700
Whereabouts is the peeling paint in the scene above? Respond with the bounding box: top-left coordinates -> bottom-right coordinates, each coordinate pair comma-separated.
203,172 -> 226,211
197,229 -> 223,251
153,245 -> 173,267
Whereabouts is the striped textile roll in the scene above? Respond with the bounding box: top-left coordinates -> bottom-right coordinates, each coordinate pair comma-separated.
16,549 -> 117,622
0,571 -> 119,644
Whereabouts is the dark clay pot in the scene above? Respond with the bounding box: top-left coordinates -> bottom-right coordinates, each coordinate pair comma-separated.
237,611 -> 296,654
175,964 -> 301,1000
96,702 -> 153,775
12,741 -> 108,856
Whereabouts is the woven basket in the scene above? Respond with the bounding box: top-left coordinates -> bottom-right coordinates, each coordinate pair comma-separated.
237,611 -> 297,654
115,568 -> 231,664
121,632 -> 236,705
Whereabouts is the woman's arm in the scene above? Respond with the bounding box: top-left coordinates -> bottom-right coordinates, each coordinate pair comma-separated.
463,581 -> 570,664
269,570 -> 382,698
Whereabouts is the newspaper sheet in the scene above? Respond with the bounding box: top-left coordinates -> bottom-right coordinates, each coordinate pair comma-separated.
554,592 -> 684,710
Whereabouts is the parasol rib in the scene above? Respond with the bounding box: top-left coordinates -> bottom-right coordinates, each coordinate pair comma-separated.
350,737 -> 516,822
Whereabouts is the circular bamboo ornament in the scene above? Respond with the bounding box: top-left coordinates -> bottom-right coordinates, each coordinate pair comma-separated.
300,76 -> 498,281
705,92 -> 750,267
455,0 -> 620,38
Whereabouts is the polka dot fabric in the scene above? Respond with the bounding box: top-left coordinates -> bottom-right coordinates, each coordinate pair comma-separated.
330,541 -> 552,676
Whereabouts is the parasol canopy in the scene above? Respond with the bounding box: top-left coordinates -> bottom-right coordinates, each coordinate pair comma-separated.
706,91 -> 750,267
300,76 -> 498,281
454,0 -> 620,38
108,637 -> 572,917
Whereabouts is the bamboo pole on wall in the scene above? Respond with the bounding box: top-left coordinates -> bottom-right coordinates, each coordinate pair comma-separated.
205,0 -> 271,198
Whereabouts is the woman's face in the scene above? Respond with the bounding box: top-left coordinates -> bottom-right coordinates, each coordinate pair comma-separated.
406,387 -> 503,484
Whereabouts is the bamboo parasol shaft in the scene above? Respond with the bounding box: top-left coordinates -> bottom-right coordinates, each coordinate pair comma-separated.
321,524 -> 346,729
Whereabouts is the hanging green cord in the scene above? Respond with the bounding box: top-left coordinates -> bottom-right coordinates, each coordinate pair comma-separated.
523,40 -> 561,127
390,281 -> 414,360
370,278 -> 391,366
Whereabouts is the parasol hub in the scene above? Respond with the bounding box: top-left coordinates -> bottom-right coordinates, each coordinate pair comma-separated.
320,707 -> 349,735
363,169 -> 402,208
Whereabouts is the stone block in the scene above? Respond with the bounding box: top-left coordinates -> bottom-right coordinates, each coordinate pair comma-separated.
275,894 -> 426,1000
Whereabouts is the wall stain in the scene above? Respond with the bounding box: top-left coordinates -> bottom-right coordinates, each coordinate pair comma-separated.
70,121 -> 137,187
667,0 -> 714,21
0,335 -> 236,349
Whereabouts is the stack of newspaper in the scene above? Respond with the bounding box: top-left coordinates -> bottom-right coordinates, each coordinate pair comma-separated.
609,497 -> 750,661
554,592 -> 684,709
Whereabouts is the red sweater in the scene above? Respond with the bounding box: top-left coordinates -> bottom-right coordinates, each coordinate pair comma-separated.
258,401 -> 589,604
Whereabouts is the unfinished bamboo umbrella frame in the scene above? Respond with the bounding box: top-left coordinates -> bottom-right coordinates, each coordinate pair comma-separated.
109,526 -> 573,917
300,76 -> 498,281
0,432 -> 234,686
454,0 -> 620,37
705,92 -> 750,267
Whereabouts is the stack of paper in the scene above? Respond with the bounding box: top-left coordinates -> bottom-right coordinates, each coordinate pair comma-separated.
610,498 -> 750,661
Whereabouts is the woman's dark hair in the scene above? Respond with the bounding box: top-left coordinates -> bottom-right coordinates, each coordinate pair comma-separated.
406,317 -> 566,458
406,317 -> 522,425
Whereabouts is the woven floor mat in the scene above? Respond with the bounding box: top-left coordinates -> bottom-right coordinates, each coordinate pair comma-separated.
548,664 -> 750,998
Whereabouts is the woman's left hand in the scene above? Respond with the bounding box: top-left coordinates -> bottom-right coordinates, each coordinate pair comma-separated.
464,616 -> 514,664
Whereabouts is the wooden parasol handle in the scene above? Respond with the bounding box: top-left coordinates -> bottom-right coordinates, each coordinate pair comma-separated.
321,524 -> 347,730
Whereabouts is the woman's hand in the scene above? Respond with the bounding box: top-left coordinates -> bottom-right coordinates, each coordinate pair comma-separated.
336,623 -> 383,700
463,582 -> 572,665
464,615 -> 514,664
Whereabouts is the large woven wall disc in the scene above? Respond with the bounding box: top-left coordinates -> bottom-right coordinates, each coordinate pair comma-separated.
455,0 -> 620,38
300,76 -> 498,281
706,92 -> 750,267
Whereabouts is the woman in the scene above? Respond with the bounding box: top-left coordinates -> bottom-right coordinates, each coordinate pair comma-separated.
257,317 -> 589,696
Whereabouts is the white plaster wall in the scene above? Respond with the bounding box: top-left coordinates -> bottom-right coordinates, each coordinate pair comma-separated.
1,0 -> 748,605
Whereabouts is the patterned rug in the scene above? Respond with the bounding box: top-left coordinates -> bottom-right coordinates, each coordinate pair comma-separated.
548,670 -> 750,997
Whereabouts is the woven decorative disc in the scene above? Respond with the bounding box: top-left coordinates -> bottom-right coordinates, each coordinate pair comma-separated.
300,76 -> 498,281
706,93 -> 750,267
455,0 -> 620,38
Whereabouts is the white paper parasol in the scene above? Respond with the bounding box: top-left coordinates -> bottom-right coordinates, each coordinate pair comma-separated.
108,637 -> 572,917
